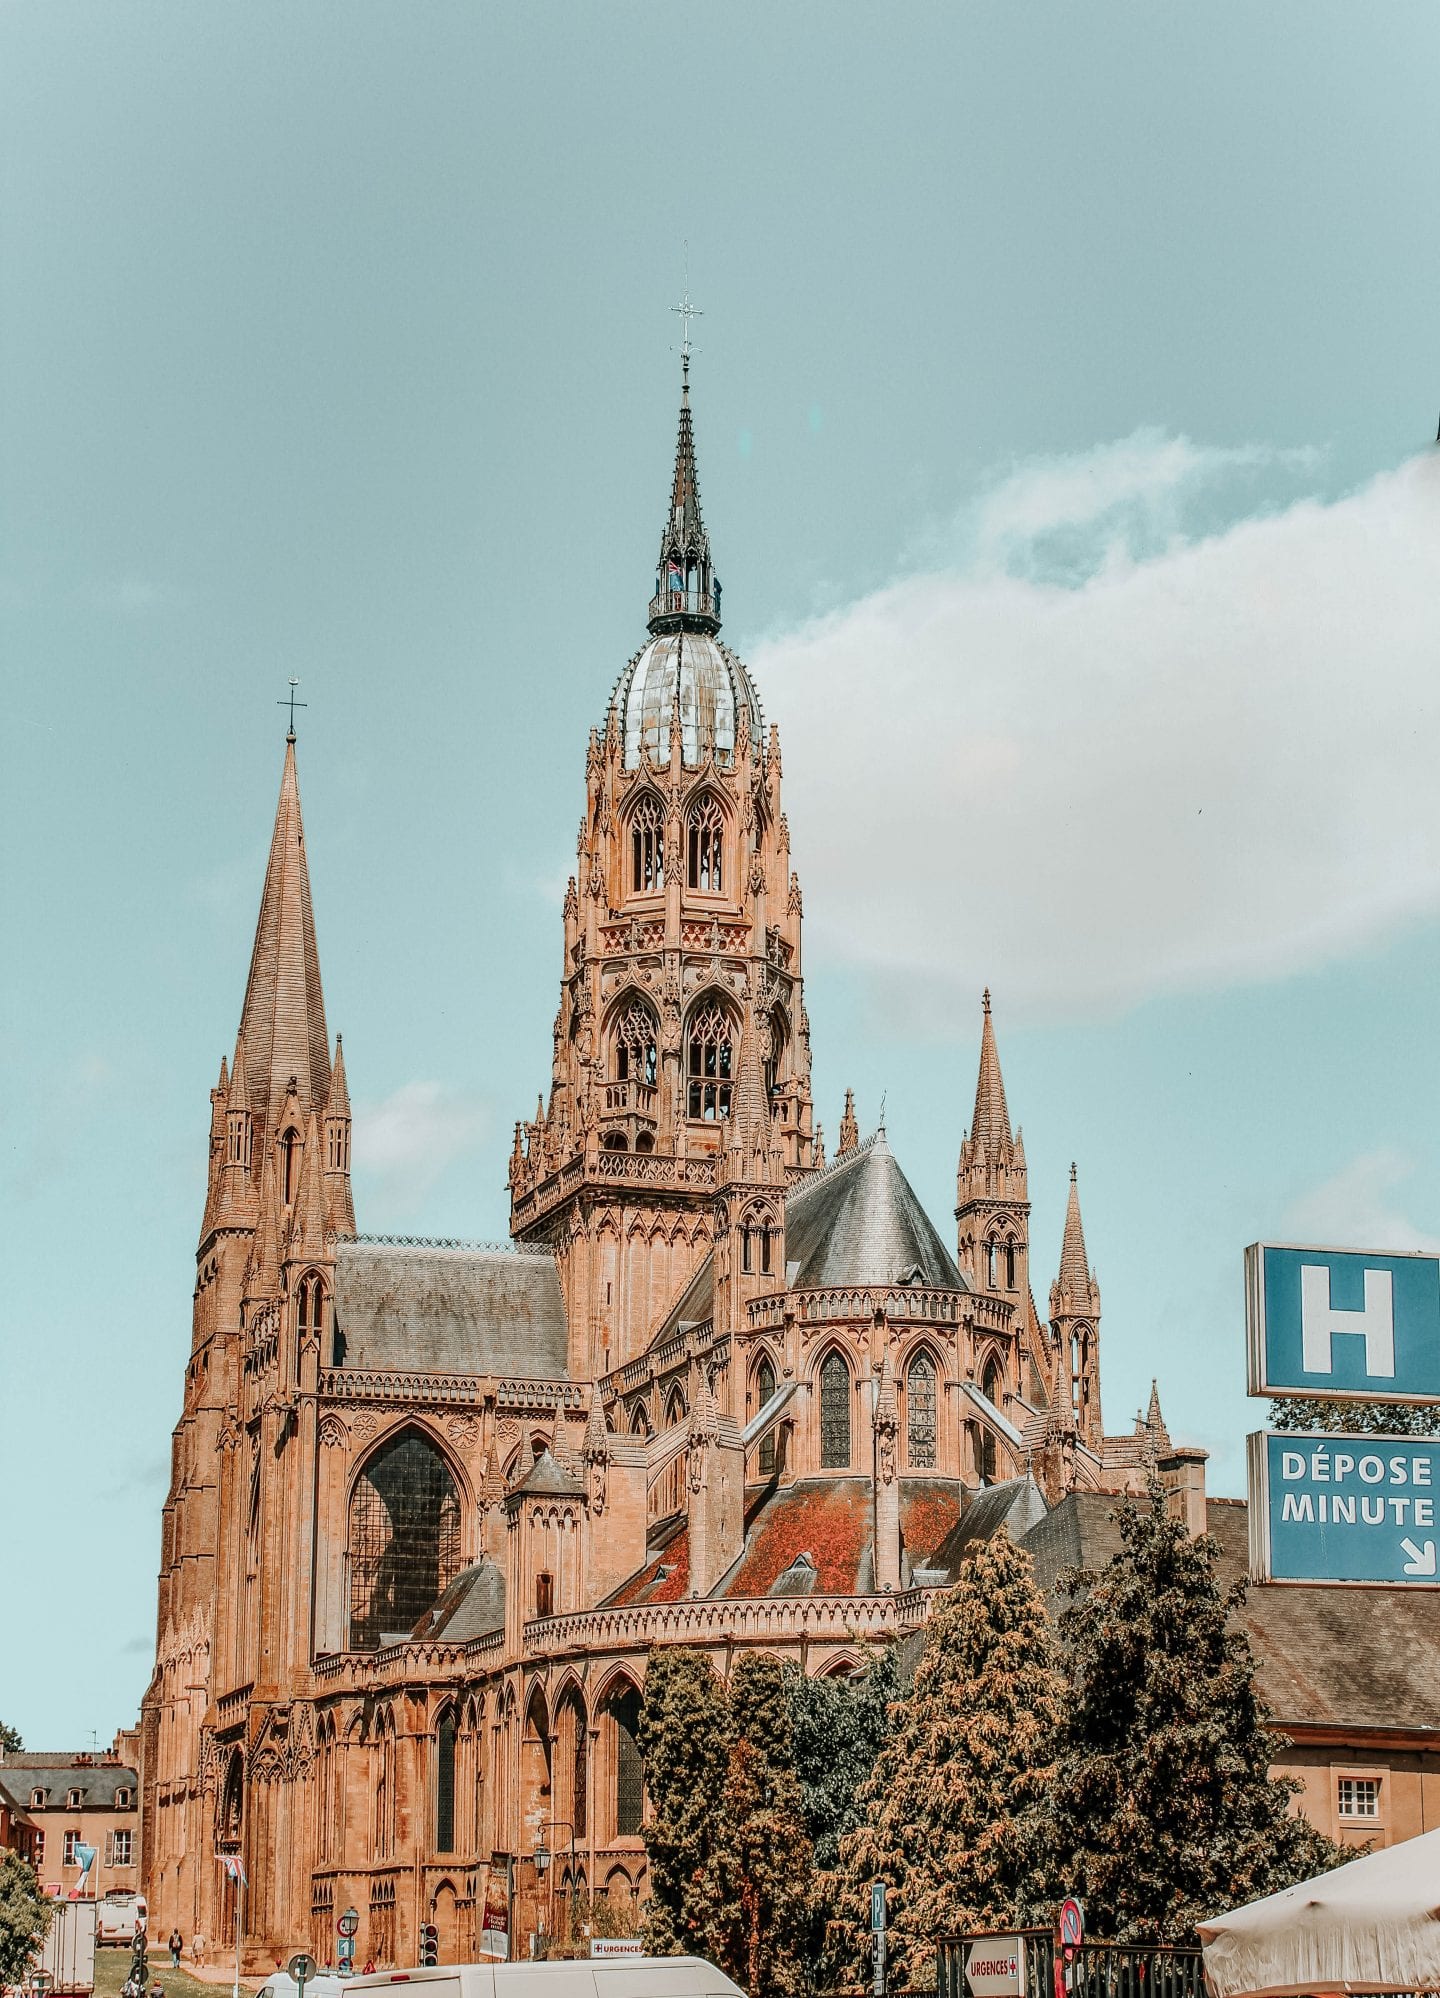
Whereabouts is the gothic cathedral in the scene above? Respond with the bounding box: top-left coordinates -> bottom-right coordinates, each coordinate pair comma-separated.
140,358 -> 1202,1968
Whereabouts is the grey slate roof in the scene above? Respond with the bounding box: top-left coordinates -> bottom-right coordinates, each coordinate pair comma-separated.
413,1558 -> 506,1643
921,1474 -> 1049,1583
1019,1491 -> 1440,1736
510,1445 -> 584,1500
784,1134 -> 969,1291
333,1240 -> 569,1379
0,1762 -> 138,1808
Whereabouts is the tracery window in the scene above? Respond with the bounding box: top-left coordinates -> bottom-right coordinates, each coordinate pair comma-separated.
606,1686 -> 644,1838
819,1352 -> 851,1469
630,797 -> 665,895
907,1354 -> 937,1469
686,1001 -> 734,1120
756,1357 -> 777,1477
980,1357 -> 1004,1484
686,796 -> 724,892
348,1429 -> 464,1650
613,1001 -> 658,1087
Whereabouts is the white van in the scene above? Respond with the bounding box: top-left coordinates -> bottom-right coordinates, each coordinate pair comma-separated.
344,1959 -> 745,1998
95,1892 -> 148,1947
258,1975 -> 349,1998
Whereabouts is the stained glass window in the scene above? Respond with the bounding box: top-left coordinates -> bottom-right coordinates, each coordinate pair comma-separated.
435,1708 -> 456,1854
820,1352 -> 851,1468
756,1357 -> 777,1476
907,1354 -> 937,1468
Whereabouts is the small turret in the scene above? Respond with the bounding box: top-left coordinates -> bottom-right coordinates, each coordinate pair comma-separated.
838,1089 -> 859,1156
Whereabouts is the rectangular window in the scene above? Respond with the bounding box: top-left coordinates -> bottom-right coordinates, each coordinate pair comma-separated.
66,1790 -> 83,1809
1337,1777 -> 1380,1819
63,1831 -> 79,1867
108,1830 -> 132,1867
536,1572 -> 554,1618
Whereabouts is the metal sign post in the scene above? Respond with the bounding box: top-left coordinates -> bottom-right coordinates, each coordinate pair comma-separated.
870,1880 -> 887,1998
287,1954 -> 315,1998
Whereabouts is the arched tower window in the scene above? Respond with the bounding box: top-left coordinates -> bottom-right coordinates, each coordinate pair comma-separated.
281,1128 -> 299,1205
629,797 -> 665,895
435,1706 -> 457,1855
755,1356 -> 777,1477
604,1685 -> 644,1839
980,1355 -> 1004,1485
907,1354 -> 937,1469
613,1001 -> 658,1087
348,1428 -> 464,1651
686,795 -> 724,892
686,1001 -> 734,1120
819,1352 -> 851,1469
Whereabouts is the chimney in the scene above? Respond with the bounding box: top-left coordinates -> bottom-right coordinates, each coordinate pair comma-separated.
1159,1445 -> 1209,1538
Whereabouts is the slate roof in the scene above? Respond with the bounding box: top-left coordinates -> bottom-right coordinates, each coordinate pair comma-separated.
784,1134 -> 969,1291
1019,1491 -> 1440,1737
332,1239 -> 569,1379
0,1762 -> 138,1807
413,1558 -> 506,1642
922,1475 -> 1049,1583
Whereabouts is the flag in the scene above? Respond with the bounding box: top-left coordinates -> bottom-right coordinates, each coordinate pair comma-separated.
73,1844 -> 97,1882
222,1854 -> 248,1888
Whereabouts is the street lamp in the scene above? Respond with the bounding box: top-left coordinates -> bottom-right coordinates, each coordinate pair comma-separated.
531,1821 -> 575,1952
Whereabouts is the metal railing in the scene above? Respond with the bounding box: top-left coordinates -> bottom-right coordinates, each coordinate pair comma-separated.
937,1932 -> 1206,1998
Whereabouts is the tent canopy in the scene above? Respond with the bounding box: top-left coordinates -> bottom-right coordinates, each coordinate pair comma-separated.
1199,1828 -> 1440,1998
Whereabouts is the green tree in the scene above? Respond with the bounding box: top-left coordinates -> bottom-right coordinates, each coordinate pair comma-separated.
837,1530 -> 1065,1989
0,1722 -> 21,1754
1273,1398 -> 1440,1436
1043,1477 -> 1347,1944
707,1655 -> 816,1998
637,1648 -> 733,1956
0,1851 -> 51,1986
785,1645 -> 899,1870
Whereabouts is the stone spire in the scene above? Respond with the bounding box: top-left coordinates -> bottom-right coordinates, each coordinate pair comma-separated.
648,353 -> 720,636
1057,1163 -> 1092,1299
838,1089 -> 859,1156
235,738 -> 331,1145
966,989 -> 1014,1165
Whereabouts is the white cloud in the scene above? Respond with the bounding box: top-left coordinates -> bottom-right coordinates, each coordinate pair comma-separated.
1281,1148 -> 1440,1254
752,439 -> 1440,1024
353,1081 -> 488,1210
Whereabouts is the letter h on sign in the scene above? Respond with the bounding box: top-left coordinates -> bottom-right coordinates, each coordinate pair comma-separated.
1301,1265 -> 1394,1378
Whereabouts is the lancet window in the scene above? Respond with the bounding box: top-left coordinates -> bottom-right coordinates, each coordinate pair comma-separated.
755,1356 -> 777,1477
435,1707 -> 457,1854
630,797 -> 665,895
686,795 -> 724,892
819,1352 -> 851,1469
907,1353 -> 937,1468
686,1001 -> 734,1120
613,1001 -> 658,1087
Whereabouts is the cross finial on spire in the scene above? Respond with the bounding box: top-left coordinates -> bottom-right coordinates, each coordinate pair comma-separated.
277,677 -> 307,742
671,245 -> 702,381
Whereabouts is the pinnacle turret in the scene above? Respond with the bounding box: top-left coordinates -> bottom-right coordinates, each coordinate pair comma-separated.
648,353 -> 720,635
1057,1163 -> 1093,1298
966,988 -> 1014,1164
838,1089 -> 859,1156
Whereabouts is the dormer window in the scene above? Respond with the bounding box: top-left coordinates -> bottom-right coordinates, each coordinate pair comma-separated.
630,797 -> 665,894
114,1788 -> 132,1810
31,1789 -> 45,1809
66,1789 -> 83,1809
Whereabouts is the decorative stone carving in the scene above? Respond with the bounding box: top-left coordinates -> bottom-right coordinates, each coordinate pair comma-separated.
318,1414 -> 348,1449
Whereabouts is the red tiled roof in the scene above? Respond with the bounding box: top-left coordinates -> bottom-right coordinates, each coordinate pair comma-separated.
722,1478 -> 873,1596
605,1517 -> 690,1606
899,1478 -> 964,1562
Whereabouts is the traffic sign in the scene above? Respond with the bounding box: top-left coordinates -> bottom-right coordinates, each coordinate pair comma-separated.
1249,1431 -> 1440,1585
870,1881 -> 887,1935
287,1955 -> 316,1991
1059,1901 -> 1083,1953
1246,1244 -> 1440,1403
337,1912 -> 360,1941
964,1938 -> 1024,1998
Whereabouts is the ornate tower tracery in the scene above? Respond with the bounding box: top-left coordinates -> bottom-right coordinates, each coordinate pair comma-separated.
509,357 -> 816,1376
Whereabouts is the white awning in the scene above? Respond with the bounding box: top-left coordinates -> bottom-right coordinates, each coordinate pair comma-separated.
1198,1828 -> 1440,1997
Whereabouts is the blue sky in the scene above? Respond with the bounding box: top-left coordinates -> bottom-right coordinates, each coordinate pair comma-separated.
2,2 -> 1439,1748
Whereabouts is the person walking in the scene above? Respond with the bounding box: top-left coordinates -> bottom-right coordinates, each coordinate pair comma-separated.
168,1931 -> 183,1970
192,1933 -> 206,1970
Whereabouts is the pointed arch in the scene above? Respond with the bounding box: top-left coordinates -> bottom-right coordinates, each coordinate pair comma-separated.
684,787 -> 727,893
903,1344 -> 941,1470
625,787 -> 667,895
750,1347 -> 780,1476
684,989 -> 737,1121
606,991 -> 659,1088
434,1702 -> 458,1855
347,1424 -> 467,1650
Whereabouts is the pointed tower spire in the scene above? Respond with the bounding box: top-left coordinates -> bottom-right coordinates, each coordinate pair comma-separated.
1058,1163 -> 1091,1295
838,1089 -> 859,1157
648,345 -> 720,636
968,989 -> 1014,1161
235,738 -> 331,1144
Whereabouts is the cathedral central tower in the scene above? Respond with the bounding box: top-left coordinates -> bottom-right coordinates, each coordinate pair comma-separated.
509,355 -> 815,1376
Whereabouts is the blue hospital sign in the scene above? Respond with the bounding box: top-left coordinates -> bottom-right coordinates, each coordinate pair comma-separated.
1245,1243 -> 1440,1402
1249,1431 -> 1440,1586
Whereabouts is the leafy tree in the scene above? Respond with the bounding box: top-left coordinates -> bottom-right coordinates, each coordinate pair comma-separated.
0,1851 -> 51,1986
837,1529 -> 1065,1989
707,1655 -> 816,1998
0,1722 -> 21,1754
785,1645 -> 899,1869
637,1648 -> 733,1956
1273,1397 -> 1440,1436
1043,1476 -> 1347,1945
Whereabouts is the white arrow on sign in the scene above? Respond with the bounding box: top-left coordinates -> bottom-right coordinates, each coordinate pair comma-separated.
1400,1537 -> 1437,1576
